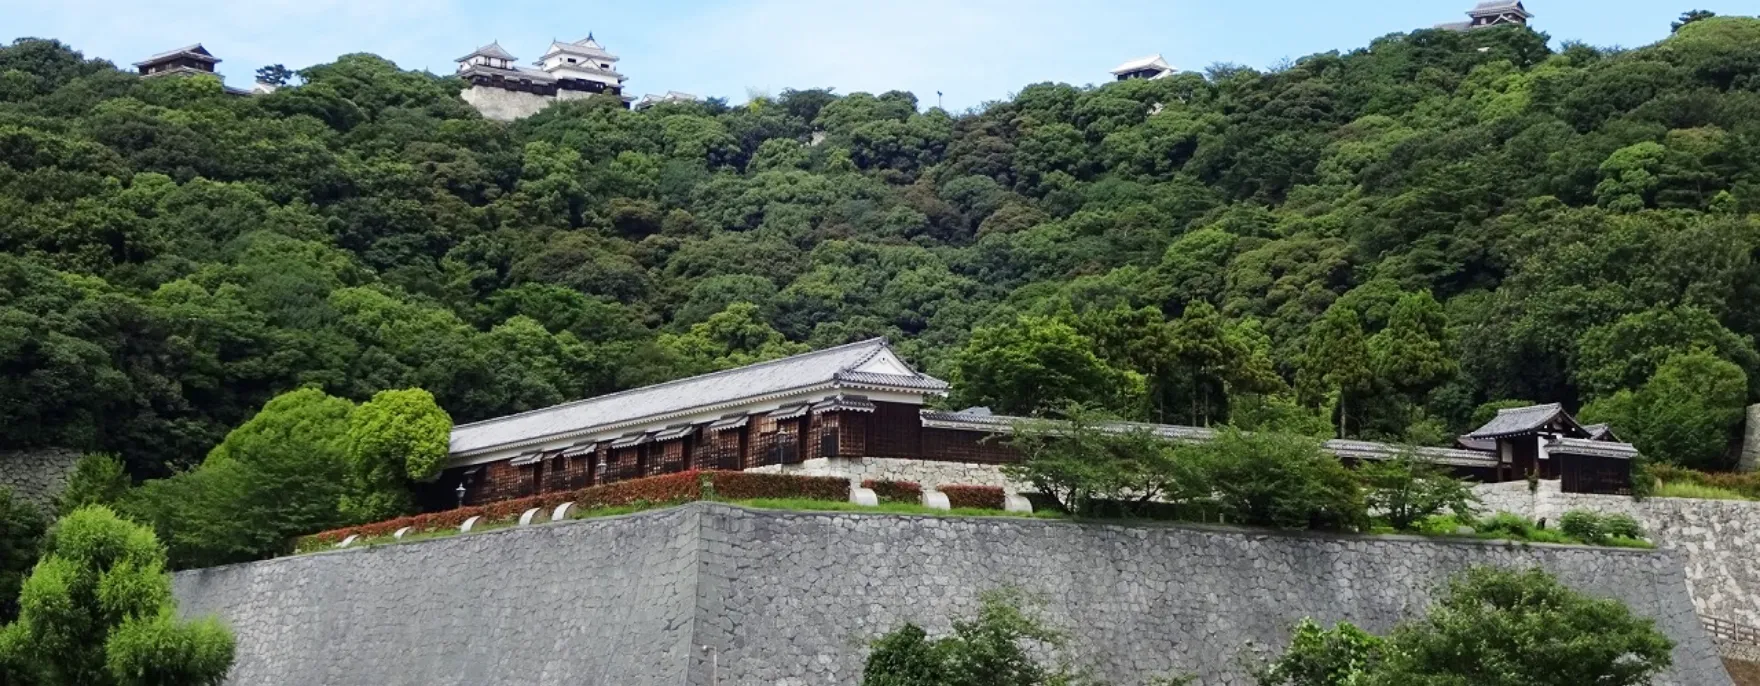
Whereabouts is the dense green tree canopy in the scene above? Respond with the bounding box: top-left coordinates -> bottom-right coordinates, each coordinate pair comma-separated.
2,17 -> 1760,482
0,507 -> 234,686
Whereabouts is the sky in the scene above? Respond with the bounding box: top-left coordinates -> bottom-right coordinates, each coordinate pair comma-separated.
4,0 -> 1755,112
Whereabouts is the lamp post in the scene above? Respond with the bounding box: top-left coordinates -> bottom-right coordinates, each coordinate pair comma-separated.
455,482 -> 467,509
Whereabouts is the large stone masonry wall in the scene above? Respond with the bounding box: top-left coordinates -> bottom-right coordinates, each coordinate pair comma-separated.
461,86 -> 599,121
0,447 -> 81,512
1475,480 -> 1760,629
175,503 -> 1729,686
173,506 -> 703,686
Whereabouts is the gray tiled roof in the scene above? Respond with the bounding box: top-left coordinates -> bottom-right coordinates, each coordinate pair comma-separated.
1471,0 -> 1526,13
1464,403 -> 1579,439
458,42 -> 517,62
1548,437 -> 1639,460
457,63 -> 557,83
450,339 -> 945,457
920,411 -> 1498,468
1455,435 -> 1496,452
134,44 -> 218,67
1325,439 -> 1499,468
1583,424 -> 1618,441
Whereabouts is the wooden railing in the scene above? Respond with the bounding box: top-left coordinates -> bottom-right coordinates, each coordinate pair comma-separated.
1704,615 -> 1760,647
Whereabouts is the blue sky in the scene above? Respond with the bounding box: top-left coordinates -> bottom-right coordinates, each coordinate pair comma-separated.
5,0 -> 1755,111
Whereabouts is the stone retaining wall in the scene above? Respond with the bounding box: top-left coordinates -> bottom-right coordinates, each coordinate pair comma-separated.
175,503 -> 1730,686
746,456 -> 1022,492
0,447 -> 81,512
1474,480 -> 1760,629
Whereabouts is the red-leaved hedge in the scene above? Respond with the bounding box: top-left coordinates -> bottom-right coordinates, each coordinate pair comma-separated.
862,479 -> 923,504
296,470 -> 850,551
707,471 -> 849,501
940,485 -> 1007,510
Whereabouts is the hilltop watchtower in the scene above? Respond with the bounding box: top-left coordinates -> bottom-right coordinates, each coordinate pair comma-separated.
134,44 -> 220,78
1436,1 -> 1534,31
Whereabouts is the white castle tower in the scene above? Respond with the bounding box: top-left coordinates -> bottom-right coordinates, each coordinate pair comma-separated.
455,34 -> 633,121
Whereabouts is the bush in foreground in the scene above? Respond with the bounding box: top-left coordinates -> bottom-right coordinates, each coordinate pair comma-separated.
862,589 -> 1149,686
1257,566 -> 1673,686
0,507 -> 234,686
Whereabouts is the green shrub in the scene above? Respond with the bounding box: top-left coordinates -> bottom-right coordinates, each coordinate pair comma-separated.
1415,514 -> 1469,536
1255,618 -> 1384,686
52,453 -> 131,517
1655,481 -> 1751,500
862,590 -> 1103,686
0,507 -> 235,685
1357,450 -> 1478,531
1474,512 -> 1535,539
1523,528 -> 1574,544
1373,566 -> 1673,685
1199,428 -> 1368,532
1003,408 -> 1209,516
0,488 -> 45,623
1559,510 -> 1606,544
1603,513 -> 1645,540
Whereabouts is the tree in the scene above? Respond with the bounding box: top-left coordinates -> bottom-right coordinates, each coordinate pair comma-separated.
1258,567 -> 1672,686
0,489 -> 44,624
1581,349 -> 1747,470
951,316 -> 1145,418
1003,407 -> 1208,516
1356,451 -> 1477,531
1371,567 -> 1672,686
1572,305 -> 1758,401
1198,428 -> 1366,532
1297,306 -> 1373,439
254,63 -> 295,87
1674,10 -> 1716,33
1256,619 -> 1383,686
0,507 -> 234,686
1367,292 -> 1455,403
654,302 -> 808,378
1165,302 -> 1282,426
51,453 -> 130,517
342,388 -> 454,521
124,389 -> 356,568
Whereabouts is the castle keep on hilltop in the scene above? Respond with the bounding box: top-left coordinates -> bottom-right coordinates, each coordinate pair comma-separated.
1436,0 -> 1534,31
420,339 -> 1636,511
454,35 -> 633,120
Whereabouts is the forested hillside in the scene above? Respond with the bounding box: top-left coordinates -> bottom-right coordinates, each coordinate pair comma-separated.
4,15 -> 1760,481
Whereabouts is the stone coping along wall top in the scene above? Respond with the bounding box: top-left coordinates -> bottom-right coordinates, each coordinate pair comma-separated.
173,502 -> 1732,686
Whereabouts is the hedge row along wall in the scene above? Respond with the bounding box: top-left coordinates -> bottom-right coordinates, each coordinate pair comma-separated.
941,485 -> 1007,510
862,479 -> 923,504
298,470 -> 851,549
